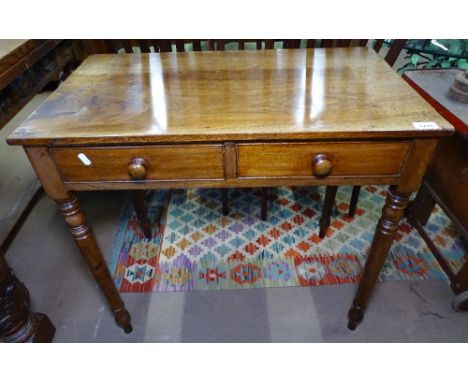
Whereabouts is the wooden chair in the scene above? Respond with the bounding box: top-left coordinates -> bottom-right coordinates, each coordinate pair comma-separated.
79,39 -> 207,55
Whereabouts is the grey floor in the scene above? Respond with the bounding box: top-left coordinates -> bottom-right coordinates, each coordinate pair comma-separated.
2,96 -> 468,343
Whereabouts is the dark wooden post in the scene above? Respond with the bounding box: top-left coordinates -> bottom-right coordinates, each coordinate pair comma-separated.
0,255 -> 55,342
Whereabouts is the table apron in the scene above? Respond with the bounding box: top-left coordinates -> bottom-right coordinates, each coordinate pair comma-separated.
49,140 -> 412,191
62,176 -> 402,191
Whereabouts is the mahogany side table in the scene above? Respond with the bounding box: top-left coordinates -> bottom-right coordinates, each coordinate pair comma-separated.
7,48 -> 454,332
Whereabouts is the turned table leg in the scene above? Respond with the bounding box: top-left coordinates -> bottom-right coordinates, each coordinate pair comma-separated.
131,190 -> 152,239
0,255 -> 55,342
57,194 -> 132,333
348,186 -> 410,330
319,186 -> 338,238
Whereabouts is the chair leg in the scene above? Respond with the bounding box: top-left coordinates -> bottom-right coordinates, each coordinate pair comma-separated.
261,188 -> 268,221
222,189 -> 229,216
131,190 -> 152,239
348,186 -> 361,217
410,182 -> 436,226
319,186 -> 338,238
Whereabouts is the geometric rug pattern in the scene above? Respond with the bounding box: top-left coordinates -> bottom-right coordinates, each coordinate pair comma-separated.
107,186 -> 467,293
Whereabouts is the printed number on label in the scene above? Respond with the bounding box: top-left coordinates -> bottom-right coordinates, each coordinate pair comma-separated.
412,121 -> 440,130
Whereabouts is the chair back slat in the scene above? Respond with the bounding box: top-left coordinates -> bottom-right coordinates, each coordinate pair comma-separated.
373,39 -> 384,53
138,39 -> 151,53
121,40 -> 134,53
157,40 -> 173,52
284,39 -> 301,49
78,39 -> 407,69
104,40 -> 122,53
215,40 -> 264,51
320,40 -> 334,48
175,40 -> 185,52
146,40 -> 156,52
383,39 -> 407,66
193,40 -> 202,51
83,40 -> 109,54
217,40 -> 226,50
336,39 -> 352,47
265,40 -> 274,49
320,40 -> 355,48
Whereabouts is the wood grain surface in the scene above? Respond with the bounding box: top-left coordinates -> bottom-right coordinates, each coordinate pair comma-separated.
237,141 -> 410,178
8,48 -> 453,146
52,144 -> 225,181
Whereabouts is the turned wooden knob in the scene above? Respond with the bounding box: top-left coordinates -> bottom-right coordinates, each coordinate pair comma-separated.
127,158 -> 148,180
312,154 -> 332,177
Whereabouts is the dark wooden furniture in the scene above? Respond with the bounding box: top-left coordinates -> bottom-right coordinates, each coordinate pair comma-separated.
0,39 -> 77,342
7,48 -> 453,333
0,255 -> 55,342
403,68 -> 468,311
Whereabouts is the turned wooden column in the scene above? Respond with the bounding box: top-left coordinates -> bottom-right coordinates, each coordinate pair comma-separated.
347,186 -> 410,330
131,190 -> 152,239
0,255 -> 55,342
57,194 -> 132,333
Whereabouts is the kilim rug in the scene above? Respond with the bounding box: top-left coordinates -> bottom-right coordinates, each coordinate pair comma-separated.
107,186 -> 467,292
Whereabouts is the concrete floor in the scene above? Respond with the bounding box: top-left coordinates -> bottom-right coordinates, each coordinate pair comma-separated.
2,95 -> 468,343
3,179 -> 468,343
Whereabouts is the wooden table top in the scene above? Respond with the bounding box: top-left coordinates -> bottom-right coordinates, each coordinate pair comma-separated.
8,48 -> 454,146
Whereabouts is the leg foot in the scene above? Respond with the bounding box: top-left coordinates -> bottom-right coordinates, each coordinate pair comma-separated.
131,190 -> 152,239
261,188 -> 268,221
319,186 -> 338,238
451,290 -> 468,312
347,301 -> 364,331
348,186 -> 361,217
348,186 -> 410,329
58,194 -> 132,333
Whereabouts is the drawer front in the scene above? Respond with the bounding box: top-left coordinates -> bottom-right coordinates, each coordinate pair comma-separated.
52,145 -> 225,182
237,142 -> 410,178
